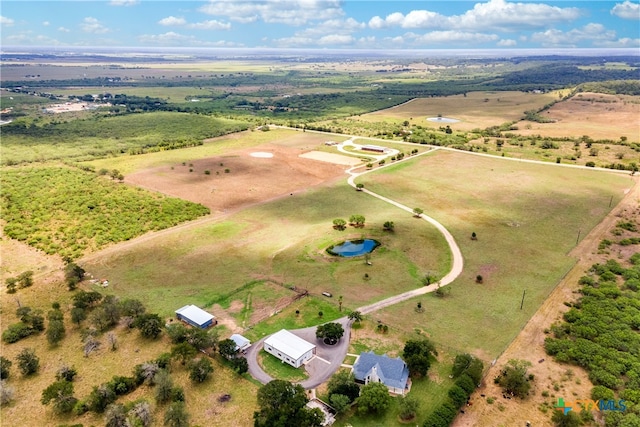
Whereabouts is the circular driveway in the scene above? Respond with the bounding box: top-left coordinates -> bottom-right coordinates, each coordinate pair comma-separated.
246,316 -> 352,389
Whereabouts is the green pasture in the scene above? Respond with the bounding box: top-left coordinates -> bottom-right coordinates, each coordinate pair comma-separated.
357,150 -> 632,358
81,180 -> 450,317
0,111 -> 249,164
0,91 -> 51,109
85,127 -> 296,174
47,86 -> 218,102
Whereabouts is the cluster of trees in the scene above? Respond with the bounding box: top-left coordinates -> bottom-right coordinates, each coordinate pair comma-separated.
254,380 -> 324,427
545,255 -> 640,426
2,167 -> 210,259
1,111 -> 249,165
423,354 -> 484,427
166,322 -> 248,374
4,270 -> 34,293
2,305 -> 45,343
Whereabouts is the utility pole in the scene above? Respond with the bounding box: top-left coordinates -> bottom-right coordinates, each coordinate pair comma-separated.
520,290 -> 526,310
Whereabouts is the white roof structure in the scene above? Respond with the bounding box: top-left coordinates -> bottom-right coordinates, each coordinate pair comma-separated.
175,305 -> 215,326
264,329 -> 315,360
230,334 -> 251,351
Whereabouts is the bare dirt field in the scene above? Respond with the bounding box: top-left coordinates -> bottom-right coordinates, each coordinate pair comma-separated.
512,92 -> 640,142
453,177 -> 640,427
125,142 -> 351,214
362,91 -> 560,131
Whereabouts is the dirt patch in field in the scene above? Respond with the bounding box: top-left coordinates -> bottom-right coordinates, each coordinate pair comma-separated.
513,92 -> 640,142
125,143 -> 349,214
452,177 -> 639,427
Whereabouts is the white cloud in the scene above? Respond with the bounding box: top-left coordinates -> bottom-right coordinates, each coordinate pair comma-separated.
270,17 -> 364,47
531,23 -> 617,47
1,15 -> 14,26
58,27 -> 71,33
369,10 -> 444,29
369,0 -> 581,32
273,36 -> 315,47
451,0 -> 581,31
5,33 -> 61,45
497,38 -> 517,46
596,37 -> 640,48
199,0 -> 344,26
611,1 -> 640,20
110,0 -> 139,6
138,31 -> 241,47
318,34 -> 354,45
158,16 -> 186,26
412,30 -> 500,45
80,17 -> 110,34
188,20 -> 231,30
42,21 -> 50,26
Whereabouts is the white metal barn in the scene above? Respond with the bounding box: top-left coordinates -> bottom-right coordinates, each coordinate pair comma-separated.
263,329 -> 316,368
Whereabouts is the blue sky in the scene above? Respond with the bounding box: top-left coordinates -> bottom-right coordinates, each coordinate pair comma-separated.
1,1 -> 639,49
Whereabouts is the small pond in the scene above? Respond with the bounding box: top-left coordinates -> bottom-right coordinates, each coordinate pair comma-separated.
327,239 -> 380,257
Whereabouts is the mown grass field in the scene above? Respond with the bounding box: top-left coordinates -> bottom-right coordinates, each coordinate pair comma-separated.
357,149 -> 632,358
81,179 -> 451,321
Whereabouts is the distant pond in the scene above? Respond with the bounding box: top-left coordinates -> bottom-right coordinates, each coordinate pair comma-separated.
327,239 -> 380,257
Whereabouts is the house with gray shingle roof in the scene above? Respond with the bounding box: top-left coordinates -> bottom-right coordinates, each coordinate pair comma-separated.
352,351 -> 411,395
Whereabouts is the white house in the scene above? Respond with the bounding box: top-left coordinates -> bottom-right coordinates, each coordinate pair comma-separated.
263,329 -> 316,368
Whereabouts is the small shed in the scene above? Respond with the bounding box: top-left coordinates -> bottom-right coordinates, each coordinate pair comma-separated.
175,305 -> 216,329
361,144 -> 387,153
263,329 -> 316,368
230,334 -> 251,352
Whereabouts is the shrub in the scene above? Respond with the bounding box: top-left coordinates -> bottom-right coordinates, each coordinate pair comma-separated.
56,365 -> 77,382
188,358 -> 213,383
0,357 -> 11,380
0,380 -> 14,406
2,323 -> 33,343
16,348 -> 39,376
86,383 -> 116,413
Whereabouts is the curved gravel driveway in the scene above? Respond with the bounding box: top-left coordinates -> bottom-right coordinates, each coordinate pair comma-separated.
245,143 -> 464,388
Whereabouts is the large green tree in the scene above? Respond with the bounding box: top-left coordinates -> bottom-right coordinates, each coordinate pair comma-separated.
494,359 -> 532,398
315,322 -> 344,344
327,370 -> 360,403
254,380 -> 323,427
41,380 -> 77,414
356,382 -> 391,414
164,401 -> 189,427
402,338 -> 437,377
134,313 -> 163,339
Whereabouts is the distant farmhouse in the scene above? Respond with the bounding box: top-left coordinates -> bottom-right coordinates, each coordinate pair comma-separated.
175,305 -> 216,329
263,329 -> 316,368
352,351 -> 411,395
